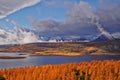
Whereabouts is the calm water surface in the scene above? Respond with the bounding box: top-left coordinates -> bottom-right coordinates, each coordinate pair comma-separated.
0,52 -> 120,69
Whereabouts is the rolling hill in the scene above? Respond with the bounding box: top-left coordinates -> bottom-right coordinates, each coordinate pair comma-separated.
0,39 -> 119,55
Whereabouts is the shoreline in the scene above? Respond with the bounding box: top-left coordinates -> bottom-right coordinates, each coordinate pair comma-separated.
0,51 -> 119,57
33,52 -> 120,56
0,59 -> 119,70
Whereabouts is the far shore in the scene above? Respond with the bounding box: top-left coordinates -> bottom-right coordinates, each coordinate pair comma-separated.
0,51 -> 119,57
34,52 -> 120,56
0,56 -> 26,59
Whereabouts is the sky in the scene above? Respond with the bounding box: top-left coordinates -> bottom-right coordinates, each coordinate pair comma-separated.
0,0 -> 99,29
0,0 -> 120,44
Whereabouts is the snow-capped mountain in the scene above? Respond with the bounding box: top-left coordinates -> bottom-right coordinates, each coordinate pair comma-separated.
92,34 -> 109,42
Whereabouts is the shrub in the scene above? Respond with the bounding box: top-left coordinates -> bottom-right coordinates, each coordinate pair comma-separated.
0,76 -> 5,80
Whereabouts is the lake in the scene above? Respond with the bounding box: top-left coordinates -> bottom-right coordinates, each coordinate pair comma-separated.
0,52 -> 120,69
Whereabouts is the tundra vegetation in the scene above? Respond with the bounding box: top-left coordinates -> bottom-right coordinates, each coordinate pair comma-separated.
0,60 -> 120,80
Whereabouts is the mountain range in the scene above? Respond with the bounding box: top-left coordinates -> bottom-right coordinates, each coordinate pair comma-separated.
0,24 -> 120,44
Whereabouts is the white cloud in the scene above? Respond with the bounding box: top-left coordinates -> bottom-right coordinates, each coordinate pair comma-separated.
67,1 -> 96,24
30,1 -> 120,40
0,21 -> 43,44
0,0 -> 120,44
0,0 -> 41,19
65,1 -> 114,39
30,1 -> 99,37
112,32 -> 120,39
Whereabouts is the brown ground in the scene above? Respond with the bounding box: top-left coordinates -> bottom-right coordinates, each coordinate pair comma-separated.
0,39 -> 119,56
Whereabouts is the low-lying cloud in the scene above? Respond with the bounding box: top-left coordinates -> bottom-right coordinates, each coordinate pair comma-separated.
0,21 -> 42,44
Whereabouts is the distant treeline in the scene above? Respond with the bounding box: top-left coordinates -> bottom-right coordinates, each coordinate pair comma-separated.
0,60 -> 120,80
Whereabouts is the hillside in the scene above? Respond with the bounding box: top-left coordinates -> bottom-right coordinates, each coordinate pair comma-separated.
0,60 -> 120,80
0,39 -> 119,55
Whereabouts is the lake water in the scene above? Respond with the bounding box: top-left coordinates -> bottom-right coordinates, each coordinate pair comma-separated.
0,52 -> 120,69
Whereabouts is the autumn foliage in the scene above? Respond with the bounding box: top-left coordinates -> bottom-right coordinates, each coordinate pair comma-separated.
0,60 -> 120,80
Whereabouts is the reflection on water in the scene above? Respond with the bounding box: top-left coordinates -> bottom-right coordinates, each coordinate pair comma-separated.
0,52 -> 120,69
